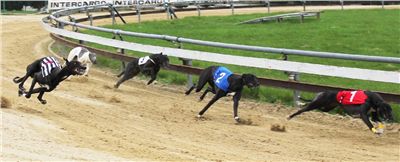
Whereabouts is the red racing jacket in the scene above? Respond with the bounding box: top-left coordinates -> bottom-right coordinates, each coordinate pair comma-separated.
336,90 -> 368,105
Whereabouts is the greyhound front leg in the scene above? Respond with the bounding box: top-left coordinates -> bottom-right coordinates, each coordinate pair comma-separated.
84,63 -> 91,76
199,87 -> 212,101
198,91 -> 225,118
361,112 -> 376,133
233,91 -> 242,122
371,111 -> 381,123
29,87 -> 51,104
147,69 -> 156,85
359,105 -> 376,133
37,90 -> 47,104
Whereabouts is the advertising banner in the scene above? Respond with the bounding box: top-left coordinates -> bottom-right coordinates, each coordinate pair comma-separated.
48,0 -> 167,10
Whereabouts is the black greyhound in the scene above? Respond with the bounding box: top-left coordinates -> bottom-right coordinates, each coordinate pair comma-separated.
185,66 -> 260,122
13,56 -> 86,104
287,90 -> 394,134
114,52 -> 169,88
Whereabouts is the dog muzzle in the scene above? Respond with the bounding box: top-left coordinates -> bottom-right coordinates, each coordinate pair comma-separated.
75,67 -> 86,75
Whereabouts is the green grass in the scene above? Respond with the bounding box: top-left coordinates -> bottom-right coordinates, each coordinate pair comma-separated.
77,9 -> 400,121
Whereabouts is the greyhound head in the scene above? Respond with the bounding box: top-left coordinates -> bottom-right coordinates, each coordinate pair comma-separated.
377,102 -> 394,122
155,52 -> 169,68
63,58 -> 86,75
241,74 -> 260,88
89,53 -> 97,64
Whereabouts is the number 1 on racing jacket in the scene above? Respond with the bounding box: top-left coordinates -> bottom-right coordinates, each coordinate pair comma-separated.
213,66 -> 233,92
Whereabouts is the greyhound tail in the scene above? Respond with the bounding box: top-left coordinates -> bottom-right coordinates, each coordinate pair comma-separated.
117,70 -> 125,77
13,77 -> 23,83
299,96 -> 313,102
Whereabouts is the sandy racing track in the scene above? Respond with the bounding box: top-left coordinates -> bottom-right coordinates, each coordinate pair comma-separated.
1,6 -> 400,161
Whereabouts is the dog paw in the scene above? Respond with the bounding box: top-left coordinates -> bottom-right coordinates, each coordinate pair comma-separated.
18,90 -> 24,97
286,116 -> 292,121
40,100 -> 47,105
197,114 -> 203,118
25,94 -> 31,99
234,116 -> 240,122
198,96 -> 206,101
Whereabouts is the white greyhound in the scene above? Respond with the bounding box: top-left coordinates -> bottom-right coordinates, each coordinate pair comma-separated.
67,47 -> 97,76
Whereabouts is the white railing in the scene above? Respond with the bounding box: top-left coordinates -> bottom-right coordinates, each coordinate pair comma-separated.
43,3 -> 400,84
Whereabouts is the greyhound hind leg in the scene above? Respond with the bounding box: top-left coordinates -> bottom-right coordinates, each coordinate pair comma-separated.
198,91 -> 225,117
185,84 -> 196,95
199,87 -> 213,101
24,78 -> 38,98
117,70 -> 125,77
114,69 -> 139,88
287,93 -> 327,120
15,75 -> 30,91
114,77 -> 128,88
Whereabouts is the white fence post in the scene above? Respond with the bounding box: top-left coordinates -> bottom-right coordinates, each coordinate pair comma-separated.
177,42 -> 193,88
231,0 -> 234,15
197,3 -> 201,16
85,7 -> 93,26
340,0 -> 344,10
165,3 -> 170,20
113,33 -> 126,70
137,4 -> 141,23
284,54 -> 301,107
109,6 -> 116,25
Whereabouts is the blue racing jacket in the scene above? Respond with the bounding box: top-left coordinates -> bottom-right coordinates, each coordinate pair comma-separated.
213,66 -> 233,92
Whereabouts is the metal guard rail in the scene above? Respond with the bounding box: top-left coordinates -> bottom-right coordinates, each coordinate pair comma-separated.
50,33 -> 400,103
46,3 -> 400,64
